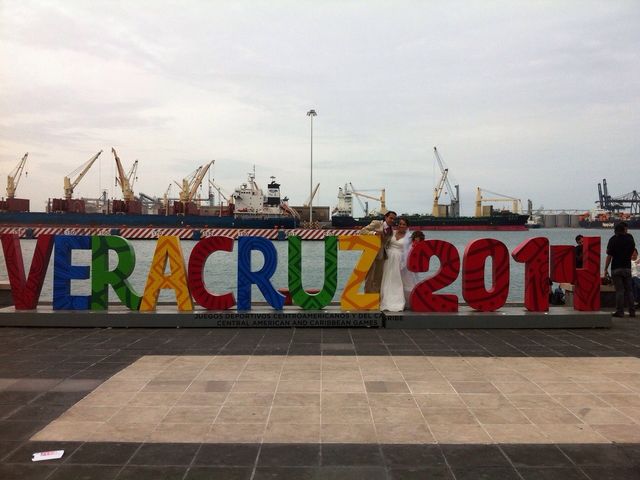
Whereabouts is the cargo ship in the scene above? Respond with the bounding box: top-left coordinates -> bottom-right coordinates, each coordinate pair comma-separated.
331,212 -> 530,230
578,211 -> 640,229
0,156 -> 300,239
331,183 -> 529,231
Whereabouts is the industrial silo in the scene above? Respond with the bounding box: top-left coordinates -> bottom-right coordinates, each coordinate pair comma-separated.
556,213 -> 570,228
543,214 -> 557,228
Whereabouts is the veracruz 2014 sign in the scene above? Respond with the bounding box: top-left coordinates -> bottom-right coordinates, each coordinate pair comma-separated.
0,234 -> 601,313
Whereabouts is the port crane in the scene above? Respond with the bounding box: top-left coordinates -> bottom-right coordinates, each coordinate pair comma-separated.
348,184 -> 368,216
432,170 -> 448,217
111,148 -> 138,201
432,147 -> 460,217
304,183 -> 320,207
176,160 -> 214,203
598,179 -> 623,212
6,153 -> 28,199
208,179 -> 231,205
349,182 -> 387,216
161,184 -> 172,213
597,179 -> 640,215
63,150 -> 102,200
475,187 -> 522,217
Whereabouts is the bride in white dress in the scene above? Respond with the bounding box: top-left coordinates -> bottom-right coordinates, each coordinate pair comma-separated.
380,218 -> 411,311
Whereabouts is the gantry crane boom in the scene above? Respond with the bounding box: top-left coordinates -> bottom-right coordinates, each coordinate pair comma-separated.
433,147 -> 460,217
188,160 -> 214,202
304,183 -> 320,207
177,160 -> 214,203
111,147 -> 138,201
348,182 -> 387,215
432,168 -> 448,216
64,150 -> 102,200
176,166 -> 201,202
347,183 -> 368,215
6,153 -> 28,199
433,147 -> 456,203
209,180 -> 230,203
163,183 -> 172,212
475,187 -> 522,216
127,160 -> 139,190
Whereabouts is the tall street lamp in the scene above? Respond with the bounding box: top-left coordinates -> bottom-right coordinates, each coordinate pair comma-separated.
306,109 -> 317,224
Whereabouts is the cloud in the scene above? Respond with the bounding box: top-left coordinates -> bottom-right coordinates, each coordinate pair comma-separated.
0,1 -> 638,215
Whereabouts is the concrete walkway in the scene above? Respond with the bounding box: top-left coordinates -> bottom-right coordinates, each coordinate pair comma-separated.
1,321 -> 640,479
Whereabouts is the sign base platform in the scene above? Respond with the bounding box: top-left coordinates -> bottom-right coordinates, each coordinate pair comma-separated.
384,307 -> 611,329
0,305 -> 611,328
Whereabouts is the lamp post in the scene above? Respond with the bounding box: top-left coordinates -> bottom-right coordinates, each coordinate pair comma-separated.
306,109 -> 317,224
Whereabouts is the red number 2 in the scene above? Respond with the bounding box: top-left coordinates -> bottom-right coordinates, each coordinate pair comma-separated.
408,240 -> 460,312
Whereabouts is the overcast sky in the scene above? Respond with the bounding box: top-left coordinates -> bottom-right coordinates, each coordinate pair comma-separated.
1,1 -> 638,216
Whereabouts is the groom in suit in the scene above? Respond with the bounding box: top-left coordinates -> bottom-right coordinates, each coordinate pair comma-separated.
360,210 -> 397,293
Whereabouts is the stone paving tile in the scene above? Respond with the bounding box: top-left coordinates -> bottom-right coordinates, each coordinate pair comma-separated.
0,420 -> 49,441
130,442 -> 199,465
322,443 -> 384,466
48,465 -> 121,480
429,424 -> 494,444
322,406 -> 372,424
388,466 -> 455,479
368,394 -> 415,408
193,443 -> 259,466
116,466 -> 186,479
377,424 -> 435,444
484,424 -> 550,444
263,423 -> 321,443
381,443 -> 446,466
258,444 -> 320,466
315,466 -> 388,480
321,423 -> 378,443
150,423 -> 210,443
501,444 -> 574,468
270,406 -> 321,424
0,463 -> 59,480
452,466 -> 522,479
162,405 -> 219,423
0,391 -> 41,405
64,442 -> 139,464
184,467 -> 253,480
209,421 -> 262,440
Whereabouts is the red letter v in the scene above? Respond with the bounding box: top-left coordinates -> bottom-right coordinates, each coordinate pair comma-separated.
1,234 -> 54,310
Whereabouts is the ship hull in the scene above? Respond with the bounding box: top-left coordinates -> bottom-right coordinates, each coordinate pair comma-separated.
0,211 -> 298,229
331,214 -> 530,231
579,218 -> 640,229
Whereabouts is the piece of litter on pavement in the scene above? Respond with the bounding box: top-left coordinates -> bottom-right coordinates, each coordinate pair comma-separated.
32,450 -> 64,462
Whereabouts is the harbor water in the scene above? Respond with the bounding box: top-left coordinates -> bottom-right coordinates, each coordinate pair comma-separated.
0,229 -> 625,305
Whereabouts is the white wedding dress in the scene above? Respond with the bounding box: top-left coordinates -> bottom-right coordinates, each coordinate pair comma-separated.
380,234 -> 406,311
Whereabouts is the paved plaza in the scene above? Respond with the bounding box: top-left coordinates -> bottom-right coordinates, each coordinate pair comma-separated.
1,322 -> 640,479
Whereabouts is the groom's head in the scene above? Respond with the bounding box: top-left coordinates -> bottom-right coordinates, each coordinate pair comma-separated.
383,211 -> 397,227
